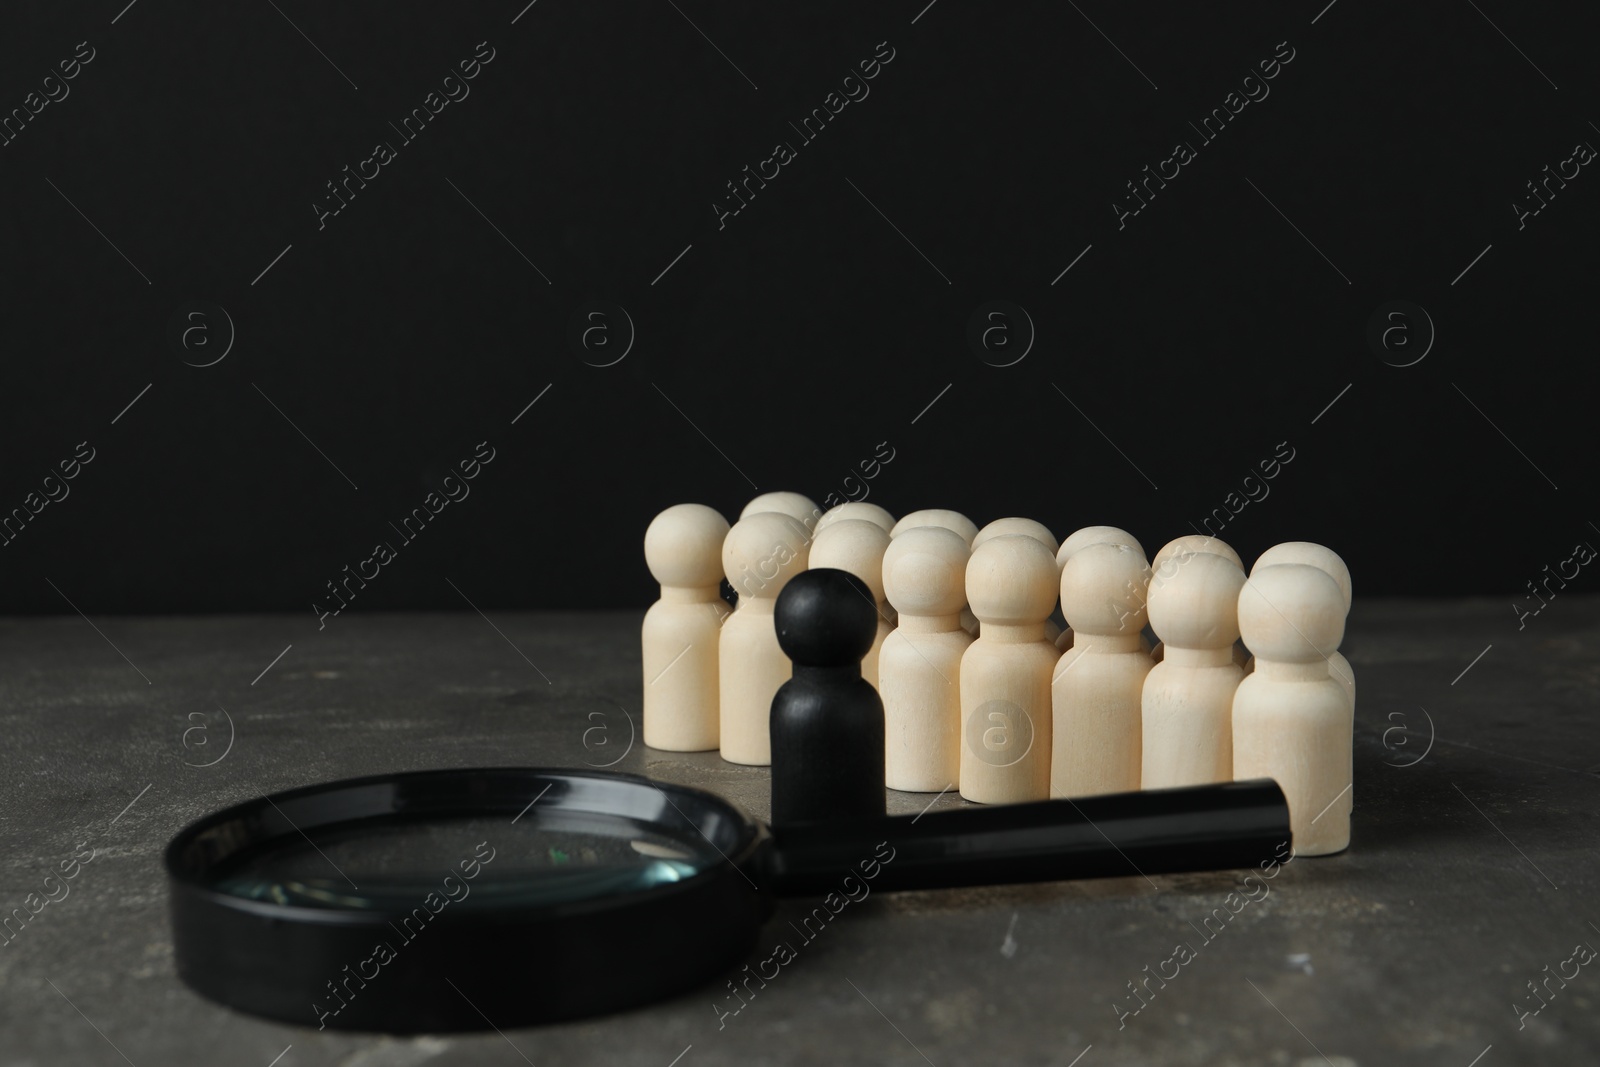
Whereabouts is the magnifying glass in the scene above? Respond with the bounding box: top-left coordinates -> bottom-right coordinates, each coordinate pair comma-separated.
166,767 -> 1289,1033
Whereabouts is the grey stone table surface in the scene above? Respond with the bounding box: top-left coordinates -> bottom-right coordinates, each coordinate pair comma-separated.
0,598 -> 1596,1067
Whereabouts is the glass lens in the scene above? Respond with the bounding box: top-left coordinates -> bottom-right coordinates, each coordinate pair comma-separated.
210,805 -> 723,911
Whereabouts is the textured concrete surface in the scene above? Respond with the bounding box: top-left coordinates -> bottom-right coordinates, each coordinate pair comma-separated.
0,599 -> 1596,1066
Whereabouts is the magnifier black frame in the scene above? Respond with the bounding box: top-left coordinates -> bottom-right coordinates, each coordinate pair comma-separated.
167,766 -> 1291,1033
166,767 -> 775,1033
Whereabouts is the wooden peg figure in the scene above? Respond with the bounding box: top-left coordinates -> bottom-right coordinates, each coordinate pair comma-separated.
973,517 -> 1059,556
720,511 -> 811,765
642,503 -> 731,751
1233,563 -> 1353,856
741,491 -> 822,538
815,501 -> 896,536
770,568 -> 886,825
1149,535 -> 1248,667
880,526 -> 973,792
807,519 -> 893,688
974,518 -> 1061,643
892,509 -> 980,634
1141,550 -> 1246,788
890,509 -> 978,546
816,502 -> 898,626
1249,542 -> 1355,709
1054,526 -> 1148,652
959,534 -> 1058,804
1052,542 -> 1153,797
1057,525 -> 1145,566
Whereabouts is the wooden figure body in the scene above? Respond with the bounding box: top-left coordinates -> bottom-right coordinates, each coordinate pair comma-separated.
1233,563 -> 1353,856
1248,542 -> 1355,709
1054,525 -> 1148,652
719,511 -> 811,765
642,503 -> 731,751
808,519 -> 893,688
1141,549 -> 1245,788
959,534 -> 1057,804
1052,542 -> 1153,797
880,526 -> 972,792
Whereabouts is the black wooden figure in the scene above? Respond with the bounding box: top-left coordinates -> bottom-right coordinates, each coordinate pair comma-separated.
770,567 -> 887,825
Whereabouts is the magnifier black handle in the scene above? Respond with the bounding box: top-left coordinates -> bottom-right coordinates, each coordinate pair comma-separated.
762,778 -> 1291,896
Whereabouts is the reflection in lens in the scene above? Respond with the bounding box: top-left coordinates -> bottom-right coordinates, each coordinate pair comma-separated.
209,807 -> 717,911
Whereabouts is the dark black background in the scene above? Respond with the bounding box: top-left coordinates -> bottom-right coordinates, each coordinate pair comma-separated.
1,0 -> 1594,614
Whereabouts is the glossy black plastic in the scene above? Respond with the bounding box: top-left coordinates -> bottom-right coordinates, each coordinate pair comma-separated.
166,768 -> 770,1033
166,768 -> 1289,1033
766,778 -> 1292,895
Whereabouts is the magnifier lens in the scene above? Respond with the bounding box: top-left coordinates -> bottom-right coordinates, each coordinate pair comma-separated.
209,807 -> 721,911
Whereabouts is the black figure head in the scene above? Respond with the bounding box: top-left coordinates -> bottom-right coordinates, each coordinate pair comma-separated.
774,568 -> 878,668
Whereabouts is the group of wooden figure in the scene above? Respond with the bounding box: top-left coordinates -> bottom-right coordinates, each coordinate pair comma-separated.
641,492 -> 1355,856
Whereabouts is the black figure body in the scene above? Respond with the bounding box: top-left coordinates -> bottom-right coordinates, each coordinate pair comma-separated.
770,568 -> 887,825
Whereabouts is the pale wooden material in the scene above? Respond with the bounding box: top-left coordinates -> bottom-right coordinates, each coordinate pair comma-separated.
881,526 -> 973,792
740,491 -> 821,537
890,508 -> 978,546
1054,526 -> 1148,652
1055,525 -> 1144,568
815,503 -> 898,626
642,504 -> 732,751
974,518 -> 1061,642
974,517 -> 1059,555
1149,535 -> 1247,666
959,534 -> 1057,804
808,519 -> 893,688
1249,542 -> 1355,708
1150,641 -> 1248,667
1233,563 -> 1352,856
719,511 -> 811,765
891,509 -> 980,633
815,502 -> 896,536
1151,534 -> 1243,573
1141,550 -> 1245,788
1052,542 -> 1153,797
